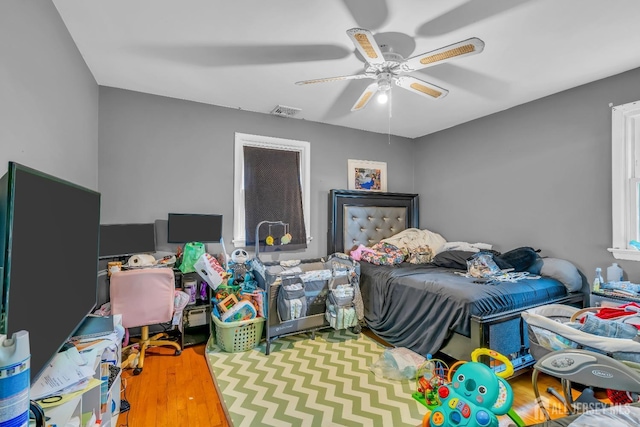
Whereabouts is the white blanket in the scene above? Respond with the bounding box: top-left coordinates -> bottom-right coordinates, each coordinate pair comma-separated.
380,228 -> 447,253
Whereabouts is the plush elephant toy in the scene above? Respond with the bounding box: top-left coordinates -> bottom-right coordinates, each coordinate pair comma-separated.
426,361 -> 513,427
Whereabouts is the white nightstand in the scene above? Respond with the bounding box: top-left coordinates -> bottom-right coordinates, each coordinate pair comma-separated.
590,291 -> 639,307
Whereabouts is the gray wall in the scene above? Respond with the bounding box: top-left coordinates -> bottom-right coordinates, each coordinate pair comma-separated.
97,87 -> 415,260
7,0 -> 640,290
414,67 -> 640,284
0,0 -> 98,188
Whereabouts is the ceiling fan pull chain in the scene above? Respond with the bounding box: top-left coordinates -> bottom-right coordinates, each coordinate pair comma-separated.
388,90 -> 392,145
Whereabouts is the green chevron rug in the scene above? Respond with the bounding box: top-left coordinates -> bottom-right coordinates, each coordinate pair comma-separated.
206,329 -> 425,427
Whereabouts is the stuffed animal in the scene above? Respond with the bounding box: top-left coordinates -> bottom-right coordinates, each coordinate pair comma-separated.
231,248 -> 249,264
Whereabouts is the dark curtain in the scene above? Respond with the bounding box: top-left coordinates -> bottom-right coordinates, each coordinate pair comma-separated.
244,146 -> 307,252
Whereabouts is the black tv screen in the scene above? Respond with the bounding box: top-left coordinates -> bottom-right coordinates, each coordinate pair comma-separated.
0,162 -> 100,381
167,213 -> 222,243
99,223 -> 156,258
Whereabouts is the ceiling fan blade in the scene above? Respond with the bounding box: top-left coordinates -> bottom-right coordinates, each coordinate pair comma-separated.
395,76 -> 448,99
351,82 -> 379,111
346,28 -> 385,65
296,73 -> 374,85
400,38 -> 485,72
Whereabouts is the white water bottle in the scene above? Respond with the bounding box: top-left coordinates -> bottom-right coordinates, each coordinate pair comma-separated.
607,262 -> 623,283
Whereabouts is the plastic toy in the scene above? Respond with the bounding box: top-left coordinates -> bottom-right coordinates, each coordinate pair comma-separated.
217,294 -> 239,313
417,349 -> 525,427
414,356 -> 450,406
220,299 -> 257,322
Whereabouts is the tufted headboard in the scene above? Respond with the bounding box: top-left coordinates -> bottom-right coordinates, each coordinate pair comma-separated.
327,189 -> 419,254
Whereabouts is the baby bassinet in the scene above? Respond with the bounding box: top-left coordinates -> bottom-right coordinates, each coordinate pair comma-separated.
522,304 -> 640,366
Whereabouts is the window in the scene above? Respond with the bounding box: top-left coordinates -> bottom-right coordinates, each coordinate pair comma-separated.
610,100 -> 640,261
233,132 -> 311,251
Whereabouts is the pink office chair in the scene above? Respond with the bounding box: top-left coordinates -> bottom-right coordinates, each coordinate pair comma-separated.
110,267 -> 181,375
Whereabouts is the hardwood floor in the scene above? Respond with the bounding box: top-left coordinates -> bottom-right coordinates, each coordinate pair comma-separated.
119,343 -> 229,427
121,340 -> 598,427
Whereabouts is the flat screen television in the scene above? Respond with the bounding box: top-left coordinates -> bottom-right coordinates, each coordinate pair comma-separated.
99,223 -> 156,259
167,213 -> 222,243
0,162 -> 101,382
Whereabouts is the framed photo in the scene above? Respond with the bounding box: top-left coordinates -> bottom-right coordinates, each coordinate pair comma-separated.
347,159 -> 387,192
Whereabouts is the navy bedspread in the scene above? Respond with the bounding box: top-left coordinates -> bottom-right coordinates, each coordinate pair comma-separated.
359,261 -> 568,357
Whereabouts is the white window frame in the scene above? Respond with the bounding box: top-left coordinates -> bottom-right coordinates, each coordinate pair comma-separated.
609,100 -> 640,261
232,132 -> 311,248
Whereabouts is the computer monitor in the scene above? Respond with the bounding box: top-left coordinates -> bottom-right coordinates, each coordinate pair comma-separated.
167,213 -> 222,243
0,162 -> 101,381
99,223 -> 156,259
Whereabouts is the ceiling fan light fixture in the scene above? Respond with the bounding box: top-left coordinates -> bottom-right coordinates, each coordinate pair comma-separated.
376,73 -> 392,104
419,43 -> 476,65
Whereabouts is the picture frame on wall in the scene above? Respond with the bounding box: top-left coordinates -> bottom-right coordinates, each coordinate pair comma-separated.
347,159 -> 387,192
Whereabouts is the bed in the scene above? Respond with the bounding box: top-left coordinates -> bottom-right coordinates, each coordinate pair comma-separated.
327,189 -> 587,373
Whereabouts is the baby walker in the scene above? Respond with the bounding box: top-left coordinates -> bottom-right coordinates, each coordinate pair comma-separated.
414,348 -> 525,427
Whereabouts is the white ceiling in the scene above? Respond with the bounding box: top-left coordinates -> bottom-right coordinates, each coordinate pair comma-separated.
52,0 -> 640,139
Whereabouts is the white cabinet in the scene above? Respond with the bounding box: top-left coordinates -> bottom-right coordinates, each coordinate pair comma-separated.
44,370 -> 121,427
590,291 -> 637,307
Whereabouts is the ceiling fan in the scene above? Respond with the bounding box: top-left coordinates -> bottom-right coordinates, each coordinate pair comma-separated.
296,28 -> 485,111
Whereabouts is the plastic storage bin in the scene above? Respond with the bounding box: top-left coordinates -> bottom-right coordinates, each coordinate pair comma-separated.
212,315 -> 265,353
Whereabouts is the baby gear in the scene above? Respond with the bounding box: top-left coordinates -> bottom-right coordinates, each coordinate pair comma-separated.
523,303 -> 640,418
325,253 -> 362,331
416,349 -> 525,427
276,276 -> 307,322
522,304 -> 640,364
253,253 -> 362,355
532,348 -> 640,420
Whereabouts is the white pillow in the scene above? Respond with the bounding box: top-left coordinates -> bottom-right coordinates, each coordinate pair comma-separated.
540,258 -> 582,292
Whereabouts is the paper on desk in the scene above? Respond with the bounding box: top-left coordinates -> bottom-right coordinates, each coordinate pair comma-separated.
30,347 -> 95,400
73,331 -> 119,344
77,340 -> 118,371
35,378 -> 102,409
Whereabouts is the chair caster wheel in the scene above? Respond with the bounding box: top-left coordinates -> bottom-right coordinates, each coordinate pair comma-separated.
351,325 -> 361,334
133,368 -> 142,375
175,350 -> 182,356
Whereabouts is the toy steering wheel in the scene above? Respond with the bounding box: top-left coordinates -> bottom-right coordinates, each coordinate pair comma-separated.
470,348 -> 514,378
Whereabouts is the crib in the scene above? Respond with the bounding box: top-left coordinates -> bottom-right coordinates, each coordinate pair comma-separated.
251,253 -> 362,355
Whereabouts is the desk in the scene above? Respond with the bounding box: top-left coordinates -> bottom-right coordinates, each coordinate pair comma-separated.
39,317 -> 122,427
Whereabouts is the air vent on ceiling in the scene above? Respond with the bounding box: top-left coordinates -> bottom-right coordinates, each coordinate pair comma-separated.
270,105 -> 302,118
